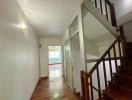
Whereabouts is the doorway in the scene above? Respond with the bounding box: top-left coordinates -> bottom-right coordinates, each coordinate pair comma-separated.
71,33 -> 82,93
48,46 -> 62,79
64,40 -> 74,88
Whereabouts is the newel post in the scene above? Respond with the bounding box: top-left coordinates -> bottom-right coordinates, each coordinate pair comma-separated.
81,71 -> 90,100
119,26 -> 125,38
119,26 -> 127,67
110,3 -> 117,27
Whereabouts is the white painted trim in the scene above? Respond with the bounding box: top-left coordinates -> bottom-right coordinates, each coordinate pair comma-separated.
67,80 -> 74,90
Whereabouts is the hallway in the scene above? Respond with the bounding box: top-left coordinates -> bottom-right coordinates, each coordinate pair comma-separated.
31,64 -> 81,100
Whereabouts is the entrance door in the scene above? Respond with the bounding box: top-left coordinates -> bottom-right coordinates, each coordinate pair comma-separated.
65,39 -> 74,88
48,46 -> 62,79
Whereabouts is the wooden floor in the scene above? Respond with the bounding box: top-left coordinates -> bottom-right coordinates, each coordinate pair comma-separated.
31,64 -> 80,100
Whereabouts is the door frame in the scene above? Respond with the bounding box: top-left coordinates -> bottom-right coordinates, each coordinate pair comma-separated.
64,39 -> 74,89
64,31 -> 79,88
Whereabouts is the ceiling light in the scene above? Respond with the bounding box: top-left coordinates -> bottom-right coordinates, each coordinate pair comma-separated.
20,21 -> 27,32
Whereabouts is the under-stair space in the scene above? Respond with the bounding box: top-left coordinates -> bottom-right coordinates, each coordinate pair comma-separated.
81,2 -> 124,99
81,4 -> 118,71
81,32 -> 126,100
79,0 -> 132,100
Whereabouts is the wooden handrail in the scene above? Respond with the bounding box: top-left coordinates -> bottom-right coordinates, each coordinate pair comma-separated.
81,26 -> 126,100
87,38 -> 119,77
87,35 -> 126,77
81,0 -> 124,99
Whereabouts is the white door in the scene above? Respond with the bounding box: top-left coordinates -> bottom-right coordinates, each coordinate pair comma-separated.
71,33 -> 82,92
65,39 -> 74,88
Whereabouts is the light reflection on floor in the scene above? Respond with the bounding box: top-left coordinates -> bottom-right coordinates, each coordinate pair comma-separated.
49,64 -> 62,79
31,63 -> 80,100
49,64 -> 63,99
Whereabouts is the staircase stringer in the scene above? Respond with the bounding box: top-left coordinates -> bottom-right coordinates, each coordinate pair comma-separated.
82,0 -> 119,38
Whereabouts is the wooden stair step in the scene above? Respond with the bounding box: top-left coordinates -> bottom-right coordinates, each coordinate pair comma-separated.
126,46 -> 132,49
119,66 -> 132,75
115,83 -> 132,94
126,47 -> 132,49
123,68 -> 132,75
103,87 -> 132,100
114,73 -> 132,81
126,55 -> 132,59
124,66 -> 132,69
109,81 -> 132,95
126,58 -> 132,62
127,58 -> 132,61
126,42 -> 132,47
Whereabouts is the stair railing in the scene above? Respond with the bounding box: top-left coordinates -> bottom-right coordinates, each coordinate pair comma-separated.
81,26 -> 126,100
89,0 -> 117,27
118,26 -> 127,67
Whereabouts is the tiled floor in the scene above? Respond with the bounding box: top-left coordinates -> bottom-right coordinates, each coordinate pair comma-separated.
31,64 -> 80,100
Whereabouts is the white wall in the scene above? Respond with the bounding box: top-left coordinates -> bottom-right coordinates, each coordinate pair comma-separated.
85,39 -> 99,59
110,0 -> 132,25
110,0 -> 132,18
40,38 -> 63,77
108,0 -> 132,42
62,29 -> 70,43
0,0 -> 39,100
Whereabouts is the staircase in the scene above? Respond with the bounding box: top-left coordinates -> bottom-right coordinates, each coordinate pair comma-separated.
80,0 -> 132,100
102,42 -> 132,100
126,43 -> 132,59
83,0 -> 118,36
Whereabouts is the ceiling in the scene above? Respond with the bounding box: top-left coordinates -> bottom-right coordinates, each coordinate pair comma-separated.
16,0 -> 82,37
110,0 -> 132,25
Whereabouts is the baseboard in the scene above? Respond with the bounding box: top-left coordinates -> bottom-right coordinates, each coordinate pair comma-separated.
49,63 -> 62,65
76,92 -> 81,97
74,88 -> 81,99
30,78 -> 40,100
30,76 -> 48,100
39,76 -> 48,81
